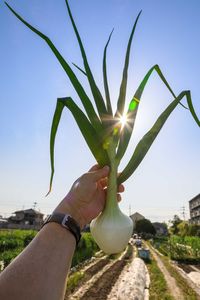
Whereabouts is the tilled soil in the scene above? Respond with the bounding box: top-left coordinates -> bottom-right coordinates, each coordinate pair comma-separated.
65,258 -> 110,298
81,259 -> 126,300
178,263 -> 197,274
65,245 -> 133,300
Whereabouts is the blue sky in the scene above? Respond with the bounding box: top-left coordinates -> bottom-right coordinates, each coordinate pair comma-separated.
0,0 -> 200,222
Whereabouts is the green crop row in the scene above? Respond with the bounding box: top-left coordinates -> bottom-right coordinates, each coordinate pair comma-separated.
0,230 -> 99,271
72,233 -> 99,267
151,236 -> 200,262
0,230 -> 36,251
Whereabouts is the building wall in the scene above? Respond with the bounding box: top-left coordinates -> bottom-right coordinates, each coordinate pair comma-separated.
189,194 -> 200,225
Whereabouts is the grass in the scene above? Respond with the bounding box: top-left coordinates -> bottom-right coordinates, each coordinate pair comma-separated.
146,259 -> 174,300
66,271 -> 85,293
147,240 -> 199,299
161,255 -> 199,300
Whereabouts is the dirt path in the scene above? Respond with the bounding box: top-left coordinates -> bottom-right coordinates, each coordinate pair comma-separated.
150,246 -> 184,300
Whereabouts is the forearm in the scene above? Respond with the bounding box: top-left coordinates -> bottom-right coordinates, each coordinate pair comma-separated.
0,223 -> 76,300
0,165 -> 110,300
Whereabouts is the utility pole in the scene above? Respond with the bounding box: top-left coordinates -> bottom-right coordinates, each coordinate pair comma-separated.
180,206 -> 186,221
33,202 -> 37,210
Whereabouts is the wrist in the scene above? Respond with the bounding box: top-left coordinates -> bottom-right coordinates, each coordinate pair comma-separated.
53,193 -> 85,229
42,213 -> 81,246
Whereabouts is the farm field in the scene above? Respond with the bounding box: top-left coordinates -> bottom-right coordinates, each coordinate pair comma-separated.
0,229 -> 99,270
151,235 -> 200,263
0,230 -> 200,299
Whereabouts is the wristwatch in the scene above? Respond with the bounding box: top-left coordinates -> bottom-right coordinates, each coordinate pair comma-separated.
41,212 -> 81,246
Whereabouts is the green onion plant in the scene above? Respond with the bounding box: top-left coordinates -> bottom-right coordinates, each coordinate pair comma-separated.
5,1 -> 200,254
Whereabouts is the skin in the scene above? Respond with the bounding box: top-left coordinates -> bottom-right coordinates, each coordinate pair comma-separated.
0,165 -> 124,300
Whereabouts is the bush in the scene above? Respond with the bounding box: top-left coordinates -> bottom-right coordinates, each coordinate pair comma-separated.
71,233 -> 99,267
0,230 -> 98,270
0,248 -> 24,268
151,235 -> 200,262
0,230 -> 37,269
23,232 -> 37,247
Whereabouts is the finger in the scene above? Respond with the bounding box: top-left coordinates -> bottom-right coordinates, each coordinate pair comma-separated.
99,180 -> 125,191
117,194 -> 122,202
99,177 -> 108,188
91,166 -> 110,182
88,164 -> 100,172
118,184 -> 125,193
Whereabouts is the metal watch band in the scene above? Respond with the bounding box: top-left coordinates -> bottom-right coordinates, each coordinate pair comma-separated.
41,213 -> 81,246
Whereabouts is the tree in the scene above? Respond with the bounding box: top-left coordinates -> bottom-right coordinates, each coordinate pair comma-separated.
188,224 -> 200,237
169,215 -> 182,235
135,219 -> 156,235
177,221 -> 189,237
170,218 -> 200,237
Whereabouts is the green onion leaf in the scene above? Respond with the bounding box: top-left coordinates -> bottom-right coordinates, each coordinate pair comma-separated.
5,2 -> 102,133
116,64 -> 187,162
46,100 -> 65,195
185,91 -> 200,126
65,0 -> 107,119
115,10 -> 142,118
47,97 -> 110,194
72,62 -> 87,76
118,90 -> 190,184
103,29 -> 114,115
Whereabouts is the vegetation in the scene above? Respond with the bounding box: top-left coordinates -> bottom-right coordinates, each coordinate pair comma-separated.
146,259 -> 174,300
0,230 -> 99,270
0,230 -> 36,268
151,217 -> 200,262
151,235 -> 200,263
135,219 -> 156,236
147,241 -> 199,300
72,233 -> 99,267
161,255 -> 199,300
66,271 -> 85,293
169,216 -> 200,237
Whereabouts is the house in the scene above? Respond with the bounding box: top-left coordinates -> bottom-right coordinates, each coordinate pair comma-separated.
130,212 -> 145,225
0,217 -> 8,225
152,222 -> 168,236
189,194 -> 200,225
8,209 -> 44,229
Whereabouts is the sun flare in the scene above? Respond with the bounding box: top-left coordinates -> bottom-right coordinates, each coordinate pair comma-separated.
119,114 -> 128,128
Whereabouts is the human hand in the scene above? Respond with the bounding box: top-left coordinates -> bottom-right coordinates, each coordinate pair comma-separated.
54,165 -> 124,229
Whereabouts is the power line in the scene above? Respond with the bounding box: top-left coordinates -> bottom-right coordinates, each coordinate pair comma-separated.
33,202 -> 37,210
180,206 -> 186,220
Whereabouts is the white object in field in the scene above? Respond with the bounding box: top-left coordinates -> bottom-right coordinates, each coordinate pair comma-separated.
117,257 -> 150,300
90,209 -> 133,254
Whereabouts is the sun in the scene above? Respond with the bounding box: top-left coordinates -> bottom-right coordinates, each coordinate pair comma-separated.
119,114 -> 128,128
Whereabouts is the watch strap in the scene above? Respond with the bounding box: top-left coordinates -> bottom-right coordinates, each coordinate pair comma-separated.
42,212 -> 81,246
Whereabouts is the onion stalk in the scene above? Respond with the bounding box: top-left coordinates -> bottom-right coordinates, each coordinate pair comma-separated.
5,1 -> 200,254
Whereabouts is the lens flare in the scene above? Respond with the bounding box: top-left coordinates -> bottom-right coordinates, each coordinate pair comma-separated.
119,114 -> 128,128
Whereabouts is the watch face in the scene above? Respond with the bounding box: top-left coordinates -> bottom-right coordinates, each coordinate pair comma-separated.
62,215 -> 70,228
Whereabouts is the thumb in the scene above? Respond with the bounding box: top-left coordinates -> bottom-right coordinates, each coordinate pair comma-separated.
91,165 -> 110,182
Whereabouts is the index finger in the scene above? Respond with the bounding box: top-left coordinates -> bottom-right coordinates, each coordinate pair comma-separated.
91,165 -> 110,182
88,164 -> 100,172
